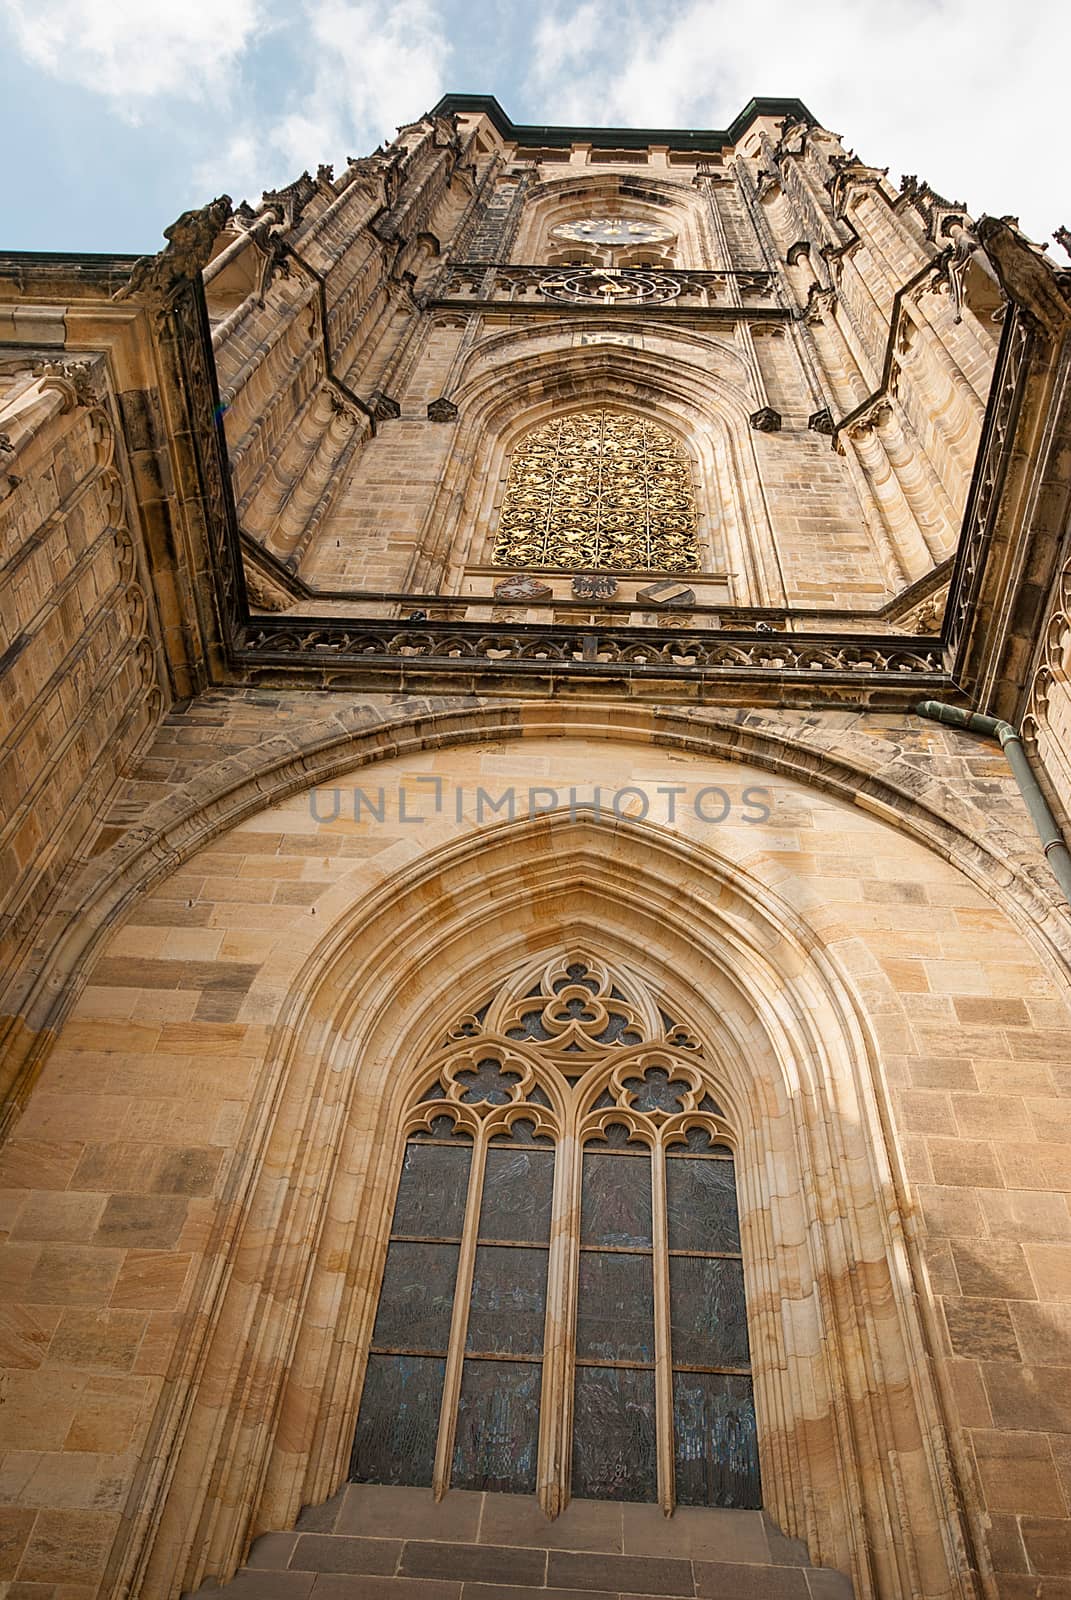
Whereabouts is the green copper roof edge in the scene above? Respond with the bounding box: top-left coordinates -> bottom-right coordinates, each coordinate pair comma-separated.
431,93 -> 816,150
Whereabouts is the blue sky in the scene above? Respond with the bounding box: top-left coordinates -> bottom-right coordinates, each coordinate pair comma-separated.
2,0 -> 1068,257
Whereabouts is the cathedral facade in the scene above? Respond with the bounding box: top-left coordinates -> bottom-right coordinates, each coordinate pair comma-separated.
1,95 -> 1070,1599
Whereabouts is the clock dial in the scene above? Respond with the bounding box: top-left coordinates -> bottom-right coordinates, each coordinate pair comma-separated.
550,217 -> 676,248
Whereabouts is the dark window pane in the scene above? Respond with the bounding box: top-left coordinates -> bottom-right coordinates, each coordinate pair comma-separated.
392,1141 -> 472,1239
451,1359 -> 542,1493
665,1154 -> 740,1253
371,1241 -> 458,1352
576,1252 -> 654,1363
455,1058 -> 521,1104
572,1366 -> 657,1502
466,1245 -> 548,1355
581,1152 -> 652,1247
673,1372 -> 761,1508
479,1146 -> 554,1241
350,1353 -> 445,1486
669,1256 -> 750,1368
411,1114 -> 471,1140
623,1067 -> 690,1113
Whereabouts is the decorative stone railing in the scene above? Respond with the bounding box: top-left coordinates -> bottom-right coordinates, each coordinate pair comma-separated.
432,263 -> 782,311
238,615 -> 947,700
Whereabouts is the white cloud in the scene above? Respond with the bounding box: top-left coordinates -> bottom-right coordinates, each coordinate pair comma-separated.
193,0 -> 450,204
525,0 -> 1071,244
4,0 -> 261,109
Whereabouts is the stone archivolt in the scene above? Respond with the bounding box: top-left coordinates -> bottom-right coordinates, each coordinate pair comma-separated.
112,804 -> 985,1600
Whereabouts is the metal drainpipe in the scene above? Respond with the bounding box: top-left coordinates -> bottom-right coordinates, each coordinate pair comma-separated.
917,700 -> 1071,904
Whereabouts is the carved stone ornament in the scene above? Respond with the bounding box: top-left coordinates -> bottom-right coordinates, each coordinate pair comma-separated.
0,433 -> 20,499
493,575 -> 554,603
975,214 -> 1071,333
808,408 -> 835,435
636,579 -> 696,607
427,396 -> 458,422
749,407 -> 782,433
369,392 -> 401,421
115,195 -> 233,309
572,574 -> 619,599
909,594 -> 945,634
37,358 -> 103,410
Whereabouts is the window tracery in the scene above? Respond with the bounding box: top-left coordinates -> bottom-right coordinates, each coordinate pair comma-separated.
492,411 -> 700,573
350,952 -> 759,1515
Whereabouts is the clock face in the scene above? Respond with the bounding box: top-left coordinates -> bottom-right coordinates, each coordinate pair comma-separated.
551,217 -> 675,248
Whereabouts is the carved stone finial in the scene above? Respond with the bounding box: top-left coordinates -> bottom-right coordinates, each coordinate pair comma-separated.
749,406 -> 782,433
116,195 -> 233,308
37,358 -> 103,410
911,594 -> 945,634
0,433 -> 21,499
427,396 -> 458,422
1055,226 -> 1071,263
976,214 -> 1071,332
317,163 -> 335,186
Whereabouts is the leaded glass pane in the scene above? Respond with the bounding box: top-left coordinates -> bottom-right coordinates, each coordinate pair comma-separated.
466,1245 -> 548,1356
478,1146 -> 554,1241
581,1151 -> 652,1247
371,1241 -> 458,1352
576,1251 -> 654,1363
455,1058 -> 521,1104
392,1140 -> 472,1240
350,1354 -> 445,1486
665,1153 -> 741,1253
623,1067 -> 690,1113
572,1366 -> 658,1502
669,1256 -> 750,1369
673,1372 -> 761,1508
451,1359 -> 542,1493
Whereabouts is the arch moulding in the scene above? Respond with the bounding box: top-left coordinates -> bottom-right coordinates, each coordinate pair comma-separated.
111,813 -> 982,1600
4,698 -> 1069,1142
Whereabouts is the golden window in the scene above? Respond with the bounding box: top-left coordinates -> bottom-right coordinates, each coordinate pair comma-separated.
492,410 -> 700,573
349,953 -> 759,1515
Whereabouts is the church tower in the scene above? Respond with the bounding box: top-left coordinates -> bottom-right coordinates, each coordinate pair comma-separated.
1,97 -> 1070,1600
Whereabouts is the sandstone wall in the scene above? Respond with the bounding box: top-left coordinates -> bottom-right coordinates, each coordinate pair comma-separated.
0,705 -> 1068,1598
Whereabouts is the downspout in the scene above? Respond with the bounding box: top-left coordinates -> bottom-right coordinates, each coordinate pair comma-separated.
917,700 -> 1071,904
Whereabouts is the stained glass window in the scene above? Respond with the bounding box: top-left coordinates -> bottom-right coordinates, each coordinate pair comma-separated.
349,954 -> 760,1514
493,410 -> 700,573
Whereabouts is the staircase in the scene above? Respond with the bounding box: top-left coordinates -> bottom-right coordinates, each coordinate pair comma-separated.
190,1484 -> 854,1599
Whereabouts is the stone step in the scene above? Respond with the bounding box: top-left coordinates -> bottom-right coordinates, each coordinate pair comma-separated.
190,1485 -> 854,1600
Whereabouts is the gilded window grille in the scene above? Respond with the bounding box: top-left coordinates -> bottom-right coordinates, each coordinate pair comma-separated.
493,410 -> 700,573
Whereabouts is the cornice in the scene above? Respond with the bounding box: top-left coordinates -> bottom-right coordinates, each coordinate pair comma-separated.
430,94 -> 816,153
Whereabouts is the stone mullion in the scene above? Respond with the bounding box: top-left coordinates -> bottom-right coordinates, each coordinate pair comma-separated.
431,1125 -> 488,1501
538,1117 -> 580,1519
651,1134 -> 676,1518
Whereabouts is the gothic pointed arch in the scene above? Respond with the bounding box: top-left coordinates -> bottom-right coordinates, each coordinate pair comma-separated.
116,805 -> 984,1600
351,950 -> 757,1515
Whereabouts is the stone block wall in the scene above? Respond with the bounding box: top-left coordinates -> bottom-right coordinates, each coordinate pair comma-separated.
0,368 -> 164,1120
0,705 -> 1068,1597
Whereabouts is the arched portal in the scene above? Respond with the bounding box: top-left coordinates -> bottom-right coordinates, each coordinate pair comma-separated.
118,801 -> 978,1600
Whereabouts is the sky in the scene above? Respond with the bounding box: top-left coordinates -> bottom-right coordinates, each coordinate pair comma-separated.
1,0 -> 1068,257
